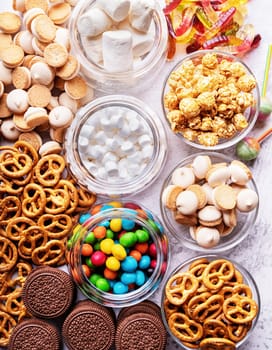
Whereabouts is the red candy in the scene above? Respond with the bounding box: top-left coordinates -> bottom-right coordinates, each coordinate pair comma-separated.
148,243 -> 157,258
91,251 -> 106,266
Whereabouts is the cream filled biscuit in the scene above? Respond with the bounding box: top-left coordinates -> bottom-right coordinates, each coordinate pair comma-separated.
48,105 -> 73,128
0,11 -> 21,34
192,155 -> 212,179
206,165 -> 231,187
1,44 -> 25,68
31,14 -> 56,43
13,0 -> 26,12
48,3 -> 72,25
12,66 -> 32,90
44,43 -> 69,68
28,84 -> 52,108
56,55 -> 80,80
19,131 -> 43,150
171,166 -> 195,189
23,8 -> 46,31
0,61 -> 12,85
198,205 -> 222,226
64,76 -> 87,100
222,209 -> 237,227
236,188 -> 258,212
195,226 -> 220,248
24,106 -> 49,127
176,190 -> 199,215
6,89 -> 29,114
161,185 -> 183,210
39,140 -> 62,156
0,94 -> 12,119
213,184 -> 237,210
229,160 -> 252,186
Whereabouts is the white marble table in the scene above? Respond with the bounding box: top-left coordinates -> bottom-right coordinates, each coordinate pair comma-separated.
0,1 -> 271,349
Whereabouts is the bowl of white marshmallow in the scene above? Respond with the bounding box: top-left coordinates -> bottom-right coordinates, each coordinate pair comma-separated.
64,95 -> 167,197
69,0 -> 168,92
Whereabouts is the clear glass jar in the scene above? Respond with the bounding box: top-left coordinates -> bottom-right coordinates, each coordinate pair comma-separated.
161,254 -> 260,349
68,0 -> 168,93
160,152 -> 259,253
64,95 -> 168,198
161,49 -> 260,150
67,201 -> 169,308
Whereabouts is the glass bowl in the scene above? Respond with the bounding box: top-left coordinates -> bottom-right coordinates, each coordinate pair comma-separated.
161,254 -> 260,350
160,152 -> 259,253
67,201 -> 169,308
69,0 -> 168,93
64,94 -> 167,198
161,49 -> 260,150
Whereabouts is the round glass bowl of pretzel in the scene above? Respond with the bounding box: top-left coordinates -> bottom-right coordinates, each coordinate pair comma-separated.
69,0 -> 168,93
161,254 -> 260,350
67,200 -> 169,307
162,50 -> 260,150
64,94 -> 167,197
160,152 -> 259,252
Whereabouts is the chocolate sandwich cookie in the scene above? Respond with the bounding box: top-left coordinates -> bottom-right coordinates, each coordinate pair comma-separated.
62,300 -> 116,350
22,266 -> 75,319
115,312 -> 167,350
117,300 -> 161,322
8,318 -> 61,350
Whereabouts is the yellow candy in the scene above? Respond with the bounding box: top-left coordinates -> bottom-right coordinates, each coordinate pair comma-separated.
100,238 -> 114,255
110,218 -> 122,232
108,201 -> 122,208
112,244 -> 127,261
106,256 -> 120,271
73,224 -> 82,234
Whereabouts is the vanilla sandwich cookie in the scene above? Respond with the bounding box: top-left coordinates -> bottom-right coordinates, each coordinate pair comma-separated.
161,185 -> 183,210
96,0 -> 130,21
44,43 -> 69,68
23,8 -> 46,31
31,14 -> 56,43
19,131 -> 43,150
176,190 -> 199,215
195,226 -> 220,248
1,45 -> 25,69
24,106 -> 49,128
49,105 -> 74,128
49,127 -> 66,143
0,118 -> 21,141
13,0 -> 26,12
171,166 -> 195,189
30,62 -> 55,85
198,205 -> 222,227
213,184 -> 237,210
77,8 -> 112,37
0,61 -> 12,85
12,66 -> 32,90
48,3 -> 72,25
236,188 -> 258,212
0,12 -> 21,34
7,89 -> 29,114
14,30 -> 34,54
56,55 -> 80,81
187,184 -> 207,209
0,81 -> 4,98
58,92 -> 78,114
229,160 -> 252,186
102,30 -> 133,73
129,0 -> 155,33
206,165 -> 231,187
39,140 -> 62,156
25,0 -> 49,12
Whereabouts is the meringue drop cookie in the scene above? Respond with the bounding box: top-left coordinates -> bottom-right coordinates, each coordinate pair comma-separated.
172,166 -> 195,189
176,190 -> 199,215
192,155 -> 212,179
30,61 -> 55,85
195,226 -> 220,248
6,89 -> 29,114
39,140 -> 62,156
206,164 -> 231,187
24,106 -> 49,128
0,118 -> 21,141
48,106 -> 74,128
229,160 -> 252,186
236,188 -> 259,212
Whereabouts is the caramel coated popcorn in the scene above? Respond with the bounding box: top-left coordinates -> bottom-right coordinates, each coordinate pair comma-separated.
163,53 -> 257,146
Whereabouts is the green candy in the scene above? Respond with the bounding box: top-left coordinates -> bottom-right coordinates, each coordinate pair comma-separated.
95,278 -> 110,292
106,229 -> 115,239
85,257 -> 95,268
93,241 -> 101,251
89,273 -> 102,285
85,231 -> 96,244
135,229 -> 150,243
120,232 -> 138,248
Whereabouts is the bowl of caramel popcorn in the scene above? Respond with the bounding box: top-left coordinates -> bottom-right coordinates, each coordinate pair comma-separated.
162,50 -> 260,150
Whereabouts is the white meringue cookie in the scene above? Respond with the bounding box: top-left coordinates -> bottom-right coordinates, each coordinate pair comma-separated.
6,89 -> 29,114
176,190 -> 199,215
59,92 -> 78,114
77,8 -> 112,37
0,118 -> 21,141
30,62 -> 55,85
195,227 -> 220,248
172,167 -> 195,189
96,0 -> 130,21
15,30 -> 34,54
54,27 -> 70,51
192,155 -> 212,179
129,0 -> 155,33
0,61 -> 12,85
202,183 -> 215,205
48,106 -> 74,128
229,163 -> 250,186
236,188 -> 258,212
47,96 -> 59,110
31,37 -> 44,56
207,166 -> 231,187
198,205 -> 222,223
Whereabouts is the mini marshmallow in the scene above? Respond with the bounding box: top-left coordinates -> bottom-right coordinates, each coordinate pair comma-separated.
138,134 -> 152,147
102,152 -> 118,164
105,138 -> 120,151
0,61 -> 12,85
48,106 -> 74,128
142,144 -> 154,161
96,167 -> 108,180
59,92 -> 78,114
6,89 -> 29,114
100,113 -> 115,131
0,118 -> 21,141
77,8 -> 112,37
94,130 -> 106,145
79,124 -> 95,138
119,121 -> 131,137
126,151 -> 143,163
86,161 -> 97,174
105,160 -> 119,177
30,62 -> 55,85
88,145 -> 106,161
78,136 -> 89,152
102,30 -> 133,73
128,116 -> 141,133
129,0 -> 155,33
110,110 -> 125,127
96,0 -> 130,21
121,140 -> 134,155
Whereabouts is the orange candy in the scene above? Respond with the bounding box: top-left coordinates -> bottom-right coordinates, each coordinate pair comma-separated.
93,226 -> 107,239
104,268 -> 118,280
81,243 -> 93,256
91,204 -> 102,215
134,242 -> 149,254
82,264 -> 91,278
129,250 -> 142,261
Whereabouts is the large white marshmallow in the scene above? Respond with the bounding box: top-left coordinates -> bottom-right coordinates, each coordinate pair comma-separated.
80,35 -> 103,65
96,0 -> 130,22
129,0 -> 155,33
102,30 -> 133,73
77,8 -> 112,37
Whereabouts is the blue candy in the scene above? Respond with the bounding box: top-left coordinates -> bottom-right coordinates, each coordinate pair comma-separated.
113,281 -> 129,294
139,255 -> 151,270
100,220 -> 110,227
122,219 -> 135,231
100,204 -> 114,211
121,256 -> 138,272
120,272 -> 136,285
135,270 -> 146,286
79,212 -> 91,224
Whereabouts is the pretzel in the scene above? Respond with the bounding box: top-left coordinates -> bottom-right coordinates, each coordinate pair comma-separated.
202,259 -> 235,290
166,272 -> 199,305
199,337 -> 236,350
12,170 -> 33,187
0,311 -> 17,347
22,183 -> 46,218
44,188 -> 70,214
0,151 -> 32,179
223,295 -> 258,324
0,237 -> 18,273
0,174 -> 23,195
189,294 -> 223,322
189,258 -> 210,270
227,322 -> 251,343
38,213 -> 72,239
5,289 -> 26,319
35,154 -> 65,187
203,319 -> 228,339
6,216 -> 36,241
18,226 -> 48,260
32,239 -> 65,266
168,312 -> 203,343
0,196 -> 21,221
55,179 -> 79,214
232,283 -> 252,299
6,261 -> 32,288
14,140 -> 39,165
77,186 -> 96,209
163,298 -> 179,320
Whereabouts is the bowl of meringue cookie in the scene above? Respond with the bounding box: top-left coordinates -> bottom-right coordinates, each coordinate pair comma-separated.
160,152 -> 259,252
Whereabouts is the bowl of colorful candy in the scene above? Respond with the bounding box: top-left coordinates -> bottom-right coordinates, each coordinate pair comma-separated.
160,152 -> 259,252
162,50 -> 260,150
67,201 -> 169,307
69,0 -> 168,93
161,254 -> 260,350
64,94 -> 167,198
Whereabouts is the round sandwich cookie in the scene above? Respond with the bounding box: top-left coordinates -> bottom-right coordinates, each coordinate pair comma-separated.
22,266 -> 76,319
62,300 -> 116,350
8,318 -> 61,350
117,300 -> 161,322
115,312 -> 167,350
